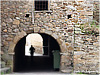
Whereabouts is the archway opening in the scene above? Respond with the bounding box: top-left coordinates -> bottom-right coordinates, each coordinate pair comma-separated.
25,33 -> 43,56
14,33 -> 61,72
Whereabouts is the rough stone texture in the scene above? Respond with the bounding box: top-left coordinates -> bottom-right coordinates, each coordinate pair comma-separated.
74,34 -> 99,74
8,42 -> 16,54
1,0 -> 99,74
93,1 -> 99,22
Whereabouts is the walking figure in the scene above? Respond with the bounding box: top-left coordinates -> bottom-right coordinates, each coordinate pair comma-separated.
29,45 -> 35,56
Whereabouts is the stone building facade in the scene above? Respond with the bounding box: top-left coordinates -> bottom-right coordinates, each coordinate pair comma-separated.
1,0 -> 99,74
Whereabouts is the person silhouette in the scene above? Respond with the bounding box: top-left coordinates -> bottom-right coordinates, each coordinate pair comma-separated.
29,45 -> 35,56
29,45 -> 35,66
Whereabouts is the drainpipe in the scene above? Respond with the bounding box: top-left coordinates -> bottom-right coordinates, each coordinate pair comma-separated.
32,0 -> 34,25
99,1 -> 100,73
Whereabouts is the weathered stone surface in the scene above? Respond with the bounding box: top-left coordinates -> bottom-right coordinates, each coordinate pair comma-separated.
60,55 -> 73,73
40,29 -> 45,33
52,33 -> 58,39
13,36 -> 20,44
2,53 -> 11,63
13,31 -> 27,44
0,51 -> 4,55
3,41 -> 8,46
68,46 -> 74,51
6,37 -> 13,41
13,29 -> 19,33
13,20 -> 20,25
77,6 -> 84,10
86,11 -> 93,15
2,22 -> 6,26
45,30 -> 52,35
93,43 -> 99,46
66,42 -> 69,46
35,13 -> 40,18
16,17 -> 20,20
8,28 -> 12,32
3,29 -> 7,32
74,51 -> 85,55
86,38 -> 92,41
1,61 -> 5,68
57,38 -> 63,45
1,0 -> 99,73
6,18 -> 13,23
60,42 -> 67,52
34,27 -> 40,32
8,42 -> 16,53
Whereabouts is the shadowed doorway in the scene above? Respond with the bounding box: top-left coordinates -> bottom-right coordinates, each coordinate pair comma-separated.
14,33 -> 60,72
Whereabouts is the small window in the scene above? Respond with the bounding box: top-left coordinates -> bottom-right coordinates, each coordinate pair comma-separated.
68,15 -> 72,19
35,0 -> 48,11
25,13 -> 30,17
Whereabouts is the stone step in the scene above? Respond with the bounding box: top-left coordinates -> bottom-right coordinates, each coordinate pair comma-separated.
61,69 -> 72,73
61,67 -> 73,73
1,62 -> 5,68
0,67 -> 11,74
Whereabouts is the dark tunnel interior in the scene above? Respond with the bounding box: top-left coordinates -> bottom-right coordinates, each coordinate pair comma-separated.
14,33 -> 60,72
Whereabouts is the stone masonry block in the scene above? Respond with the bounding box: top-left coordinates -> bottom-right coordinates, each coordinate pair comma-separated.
34,27 -> 40,33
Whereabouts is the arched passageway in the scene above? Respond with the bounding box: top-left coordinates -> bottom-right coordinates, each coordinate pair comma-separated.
25,33 -> 43,56
14,33 -> 61,72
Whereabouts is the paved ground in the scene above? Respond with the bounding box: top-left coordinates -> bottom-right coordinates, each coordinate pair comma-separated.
6,72 -> 70,75
5,72 -> 88,75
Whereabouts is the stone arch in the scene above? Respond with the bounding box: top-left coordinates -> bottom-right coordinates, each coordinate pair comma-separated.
8,30 -> 66,54
8,29 -> 67,72
8,31 -> 27,54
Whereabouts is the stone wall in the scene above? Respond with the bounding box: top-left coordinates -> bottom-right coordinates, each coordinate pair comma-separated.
74,34 -> 99,73
73,0 -> 99,74
1,0 -> 99,74
93,1 -> 99,22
